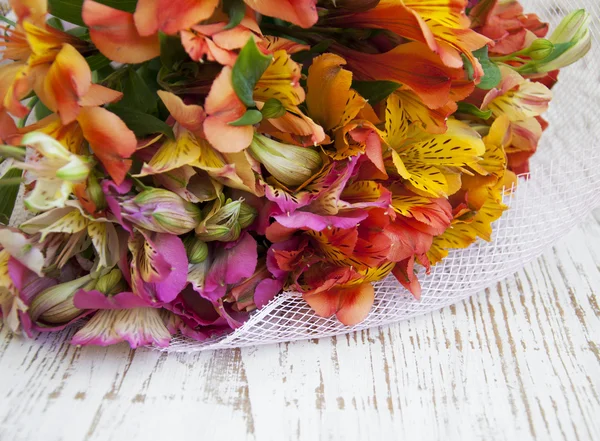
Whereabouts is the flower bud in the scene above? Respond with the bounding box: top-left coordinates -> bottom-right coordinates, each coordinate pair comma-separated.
29,275 -> 94,325
87,173 -> 107,211
121,188 -> 201,235
526,39 -> 554,60
249,134 -> 322,188
536,9 -> 591,73
195,197 -> 257,242
96,268 -> 128,295
183,235 -> 209,264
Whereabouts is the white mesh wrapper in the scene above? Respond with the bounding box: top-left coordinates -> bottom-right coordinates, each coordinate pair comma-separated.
163,0 -> 600,352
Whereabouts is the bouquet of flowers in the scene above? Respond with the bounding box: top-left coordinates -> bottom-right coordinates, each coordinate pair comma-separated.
0,0 -> 593,349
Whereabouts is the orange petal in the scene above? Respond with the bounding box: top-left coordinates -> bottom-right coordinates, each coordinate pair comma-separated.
79,84 -> 123,107
9,0 -> 47,23
133,0 -> 159,36
204,67 -> 253,153
335,283 -> 375,325
157,90 -> 206,134
392,257 -> 422,299
42,44 -> 91,125
157,0 -> 219,35
77,107 -> 137,184
2,63 -> 32,118
306,53 -> 366,131
243,0 -> 317,28
83,0 -> 160,63
0,110 -> 18,144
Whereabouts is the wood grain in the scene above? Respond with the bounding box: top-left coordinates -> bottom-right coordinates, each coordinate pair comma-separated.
1,210 -> 599,441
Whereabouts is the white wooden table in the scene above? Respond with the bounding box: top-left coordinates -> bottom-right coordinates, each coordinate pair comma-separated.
1,209 -> 599,441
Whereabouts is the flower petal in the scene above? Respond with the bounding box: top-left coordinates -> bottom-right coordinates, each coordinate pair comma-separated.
83,0 -> 160,63
204,67 -> 253,153
243,0 -> 318,28
157,90 -> 205,134
77,106 -> 137,185
71,307 -> 171,347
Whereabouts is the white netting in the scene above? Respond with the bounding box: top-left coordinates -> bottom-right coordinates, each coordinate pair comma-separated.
163,0 -> 600,352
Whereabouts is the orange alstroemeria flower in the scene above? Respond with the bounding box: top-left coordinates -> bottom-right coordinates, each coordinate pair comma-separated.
181,14 -> 262,66
336,41 -> 467,110
0,9 -> 88,118
302,265 -> 376,326
38,43 -> 122,125
326,0 -> 490,78
471,0 -> 549,55
83,0 -> 160,63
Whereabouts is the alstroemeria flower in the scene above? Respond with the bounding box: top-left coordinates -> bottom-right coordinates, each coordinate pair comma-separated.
480,65 -> 552,173
301,265 -> 376,326
181,15 -> 262,66
127,231 -> 188,304
20,201 -> 123,269
14,132 -> 93,212
385,94 -> 486,197
335,41 -> 472,110
0,7 -> 89,118
325,0 -> 490,78
121,188 -> 202,235
83,0 -> 160,63
472,0 -> 549,55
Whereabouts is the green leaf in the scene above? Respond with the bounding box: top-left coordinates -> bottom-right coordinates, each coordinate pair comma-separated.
474,47 -> 501,90
352,80 -> 401,104
260,98 -> 286,119
223,0 -> 246,30
159,32 -> 190,71
48,0 -> 137,26
67,26 -> 89,38
228,109 -> 263,126
108,107 -> 174,139
0,168 -> 22,225
113,69 -> 157,114
232,38 -> 273,107
86,53 -> 112,72
462,54 -> 474,82
34,100 -> 53,121
456,102 -> 493,120
47,16 -> 65,31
